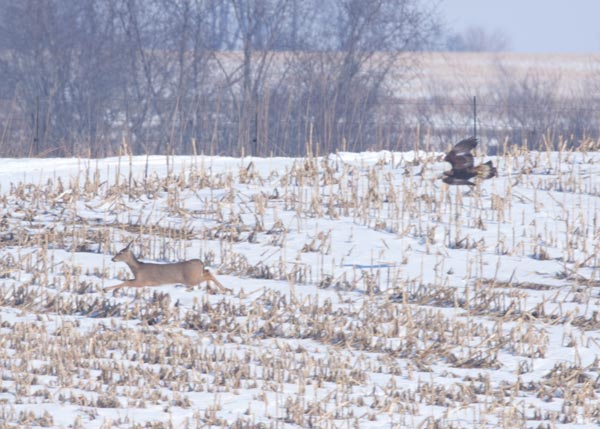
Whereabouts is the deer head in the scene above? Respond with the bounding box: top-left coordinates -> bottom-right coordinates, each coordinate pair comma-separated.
112,241 -> 134,262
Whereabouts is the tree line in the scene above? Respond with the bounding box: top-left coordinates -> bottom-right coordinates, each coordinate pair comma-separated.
0,1 -> 598,158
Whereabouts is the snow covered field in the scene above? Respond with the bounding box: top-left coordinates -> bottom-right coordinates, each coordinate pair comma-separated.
1,147 -> 600,428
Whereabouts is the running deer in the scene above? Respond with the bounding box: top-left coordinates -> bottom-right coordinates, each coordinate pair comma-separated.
105,242 -> 230,294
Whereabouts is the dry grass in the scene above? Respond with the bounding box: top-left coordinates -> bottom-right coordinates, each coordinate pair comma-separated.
1,141 -> 600,427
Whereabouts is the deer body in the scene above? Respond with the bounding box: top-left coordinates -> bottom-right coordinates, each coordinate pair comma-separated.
106,244 -> 229,294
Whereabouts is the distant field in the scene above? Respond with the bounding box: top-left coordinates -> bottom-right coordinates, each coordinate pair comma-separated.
213,51 -> 599,99
394,52 -> 599,99
1,148 -> 600,428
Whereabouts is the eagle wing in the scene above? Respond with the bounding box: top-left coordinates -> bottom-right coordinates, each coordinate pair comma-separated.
441,137 -> 496,186
452,137 -> 478,155
444,137 -> 478,170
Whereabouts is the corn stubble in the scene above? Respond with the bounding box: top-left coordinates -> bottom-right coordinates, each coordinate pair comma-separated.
1,138 -> 600,427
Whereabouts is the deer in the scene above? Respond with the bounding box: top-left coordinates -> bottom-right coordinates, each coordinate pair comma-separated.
105,242 -> 231,294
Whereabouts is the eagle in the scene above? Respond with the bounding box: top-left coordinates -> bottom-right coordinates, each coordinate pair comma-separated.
442,137 -> 496,186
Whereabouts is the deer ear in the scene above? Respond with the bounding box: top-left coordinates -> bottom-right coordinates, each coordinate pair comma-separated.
126,240 -> 134,250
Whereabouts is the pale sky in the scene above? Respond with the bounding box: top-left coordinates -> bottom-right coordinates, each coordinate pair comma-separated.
439,0 -> 600,53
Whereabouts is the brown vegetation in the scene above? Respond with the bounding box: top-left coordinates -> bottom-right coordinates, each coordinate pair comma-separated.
1,141 -> 600,426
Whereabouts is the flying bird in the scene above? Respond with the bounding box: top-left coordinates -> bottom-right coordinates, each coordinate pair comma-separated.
442,137 -> 496,186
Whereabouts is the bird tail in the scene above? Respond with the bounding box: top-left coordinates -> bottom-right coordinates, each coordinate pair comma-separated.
475,161 -> 497,180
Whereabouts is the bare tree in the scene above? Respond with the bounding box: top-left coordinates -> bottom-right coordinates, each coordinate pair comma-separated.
0,0 -> 443,157
213,0 -> 294,154
155,0 -> 214,154
205,0 -> 234,49
279,0 -> 440,154
0,0 -> 128,156
491,62 -> 560,148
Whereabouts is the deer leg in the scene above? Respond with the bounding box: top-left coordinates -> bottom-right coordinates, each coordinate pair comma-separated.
203,270 -> 231,294
104,283 -> 125,292
104,279 -> 139,292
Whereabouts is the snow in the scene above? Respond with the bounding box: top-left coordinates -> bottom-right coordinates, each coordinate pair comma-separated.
1,149 -> 600,428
